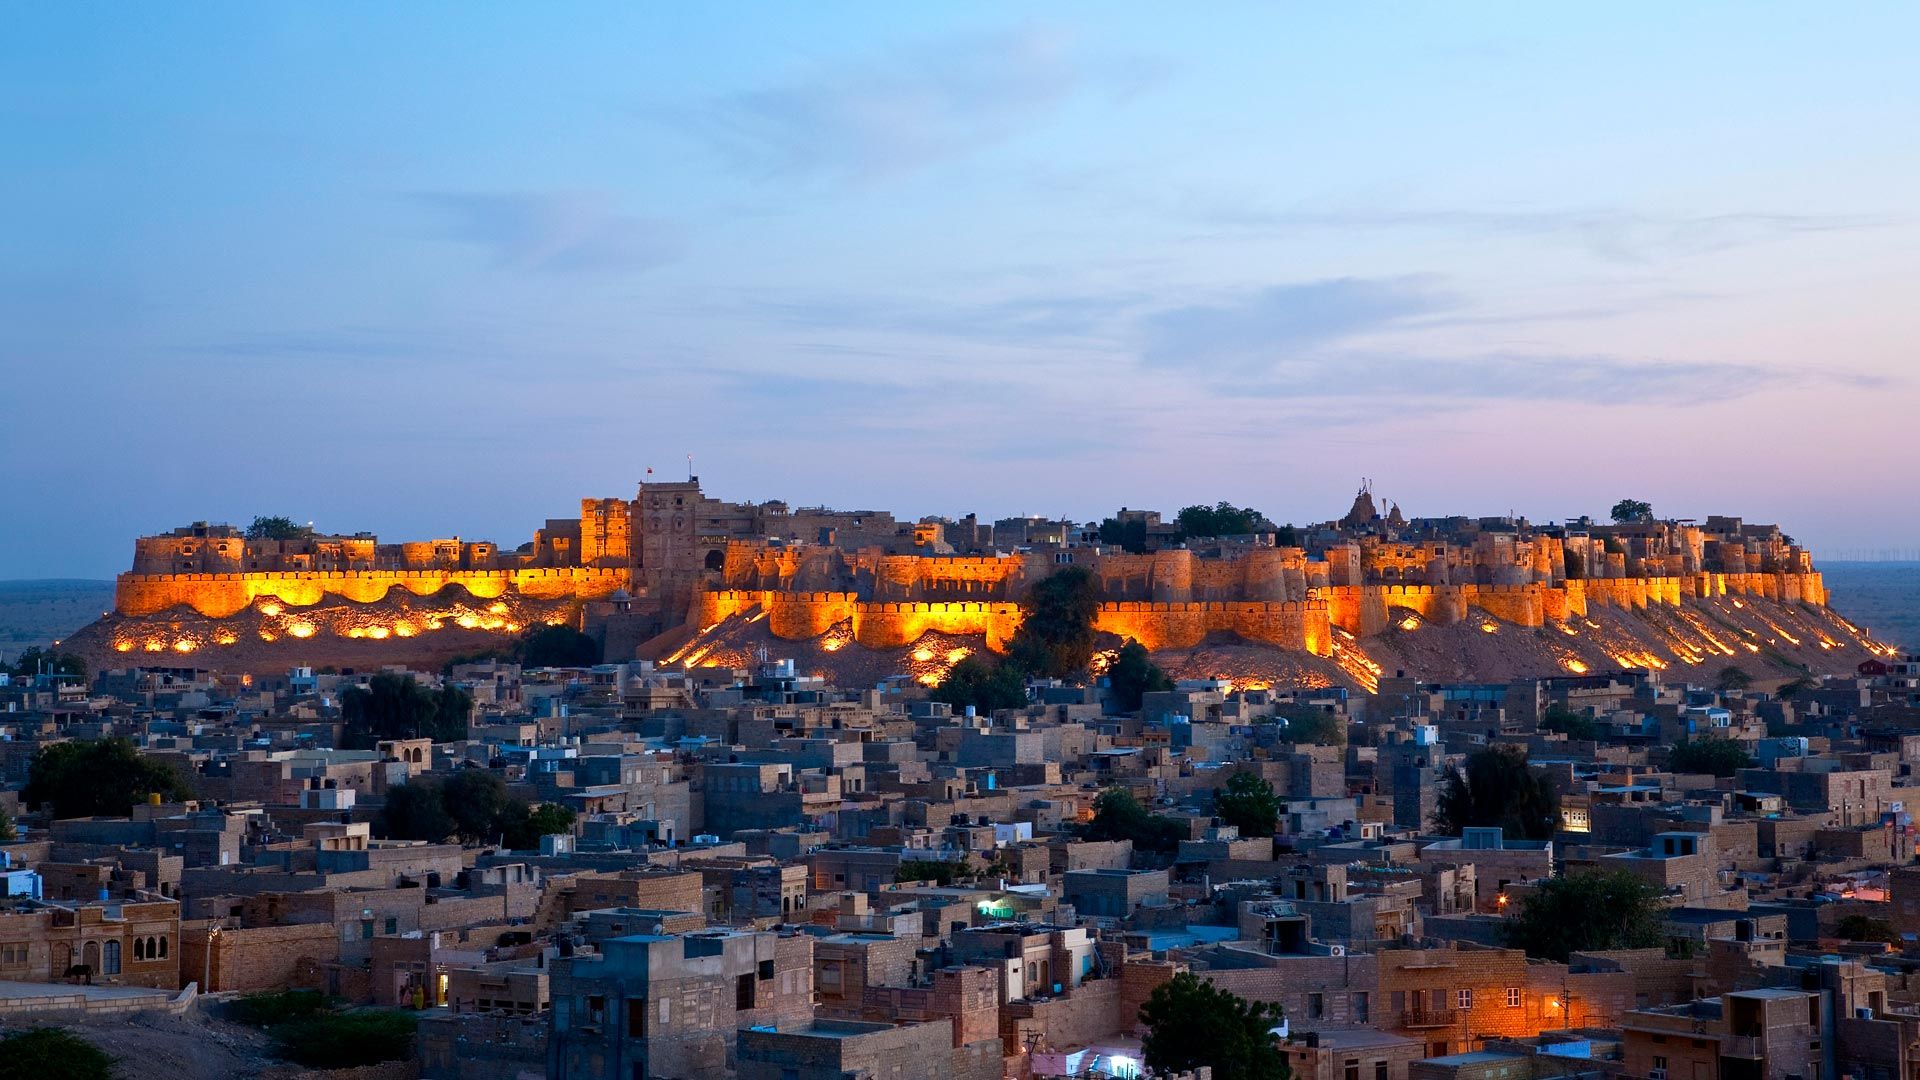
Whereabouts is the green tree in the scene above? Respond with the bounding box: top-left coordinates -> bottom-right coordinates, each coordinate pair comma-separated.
1106,640 -> 1173,712
341,672 -> 471,747
1669,736 -> 1752,777
1273,524 -> 1299,547
1214,772 -> 1282,838
1776,676 -> 1819,700
1275,705 -> 1346,747
1434,745 -> 1559,841
0,807 -> 17,844
1097,517 -> 1150,554
1503,868 -> 1668,962
1175,502 -> 1266,540
1609,499 -> 1653,524
0,1027 -> 117,1080
270,1011 -> 417,1069
1716,665 -> 1753,692
501,802 -> 576,850
7,646 -> 87,681
376,780 -> 455,842
1833,914 -> 1900,944
1540,703 -> 1597,741
1005,566 -> 1101,679
515,623 -> 600,667
895,859 -> 969,885
1139,972 -> 1289,1080
1084,788 -> 1185,853
244,515 -> 308,540
24,738 -> 194,819
439,768 -> 516,843
931,655 -> 1029,713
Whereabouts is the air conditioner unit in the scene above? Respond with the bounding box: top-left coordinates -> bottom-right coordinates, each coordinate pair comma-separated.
1327,945 -> 1346,957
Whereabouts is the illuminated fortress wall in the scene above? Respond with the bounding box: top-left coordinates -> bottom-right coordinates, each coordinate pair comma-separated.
115,568 -> 629,619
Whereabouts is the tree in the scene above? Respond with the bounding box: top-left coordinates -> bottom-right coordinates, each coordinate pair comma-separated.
0,808 -> 17,844
24,737 -> 194,819
930,656 -> 1029,713
270,1010 -> 417,1069
1502,867 -> 1668,962
1434,745 -> 1559,841
1669,736 -> 1752,778
1273,524 -> 1299,547
0,1027 -> 117,1080
1540,703 -> 1597,741
515,623 -> 600,668
1139,972 -> 1289,1080
1214,772 -> 1282,838
500,803 -> 576,851
376,780 -> 455,842
245,515 -> 307,541
895,859 -> 969,885
1005,566 -> 1101,679
439,769 -> 516,843
1274,705 -> 1346,747
1106,640 -> 1172,713
1609,499 -> 1653,524
1084,788 -> 1185,853
1716,665 -> 1753,692
6,646 -> 86,681
1175,501 -> 1266,540
341,673 -> 471,747
1833,914 -> 1900,944
1776,676 -> 1819,700
1097,517 -> 1150,554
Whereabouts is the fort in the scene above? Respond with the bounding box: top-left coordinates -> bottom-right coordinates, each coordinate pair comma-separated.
97,479 -> 1848,682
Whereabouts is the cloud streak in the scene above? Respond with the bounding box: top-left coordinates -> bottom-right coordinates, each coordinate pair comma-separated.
678,28 -> 1160,182
410,191 -> 686,273
1140,277 -> 1454,371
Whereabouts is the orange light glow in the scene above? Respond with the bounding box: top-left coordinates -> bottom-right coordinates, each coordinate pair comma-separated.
911,647 -> 934,662
288,622 -> 316,639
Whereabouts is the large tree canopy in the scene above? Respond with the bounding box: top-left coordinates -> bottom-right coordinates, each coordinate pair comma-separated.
1005,566 -> 1101,679
1609,499 -> 1654,524
1140,972 -> 1289,1080
341,672 -> 471,747
25,738 -> 194,819
1668,736 -> 1753,777
1503,867 -> 1667,961
1106,639 -> 1173,713
515,623 -> 600,668
6,647 -> 87,681
1083,788 -> 1185,853
931,656 -> 1029,713
1434,745 -> 1560,841
1214,772 -> 1282,838
245,515 -> 308,540
1175,502 -> 1266,539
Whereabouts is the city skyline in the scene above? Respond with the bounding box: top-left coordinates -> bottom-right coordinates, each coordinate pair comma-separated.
6,4 -> 1919,577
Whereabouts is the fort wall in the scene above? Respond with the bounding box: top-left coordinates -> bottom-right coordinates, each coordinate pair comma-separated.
115,568 -> 629,619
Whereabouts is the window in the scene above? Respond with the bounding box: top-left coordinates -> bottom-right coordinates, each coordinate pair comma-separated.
102,940 -> 121,975
134,939 -> 145,962
1352,991 -> 1370,1023
1375,1063 -> 1388,1080
1308,993 -> 1325,1019
1344,1061 -> 1360,1080
1506,987 -> 1522,1008
384,918 -> 398,935
158,937 -> 167,959
627,998 -> 647,1038
586,995 -> 605,1027
1653,1056 -> 1668,1072
1456,988 -> 1473,1010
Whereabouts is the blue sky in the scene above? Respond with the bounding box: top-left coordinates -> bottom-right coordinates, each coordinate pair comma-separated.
3,4 -> 1916,577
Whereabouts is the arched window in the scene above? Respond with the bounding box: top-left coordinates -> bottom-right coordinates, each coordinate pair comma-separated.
157,936 -> 168,959
133,938 -> 144,961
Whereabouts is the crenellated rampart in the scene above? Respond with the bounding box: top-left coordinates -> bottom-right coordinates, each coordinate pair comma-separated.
115,568 -> 628,619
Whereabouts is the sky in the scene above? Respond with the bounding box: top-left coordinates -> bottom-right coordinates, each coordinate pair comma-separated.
4,3 -> 1918,578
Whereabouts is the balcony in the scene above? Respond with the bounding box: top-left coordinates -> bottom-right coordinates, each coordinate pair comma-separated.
1722,1034 -> 1763,1059
1401,1007 -> 1459,1029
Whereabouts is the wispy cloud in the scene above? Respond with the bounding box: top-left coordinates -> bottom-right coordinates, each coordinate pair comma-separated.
1239,351 -> 1781,402
1141,277 -> 1454,371
1185,201 -> 1890,263
410,191 -> 686,273
745,289 -> 1146,343
678,28 -> 1162,182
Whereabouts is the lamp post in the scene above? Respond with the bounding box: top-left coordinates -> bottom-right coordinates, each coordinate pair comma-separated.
203,926 -> 220,993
